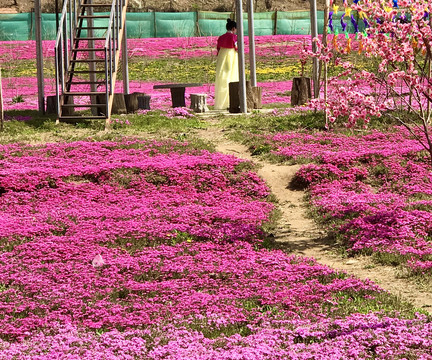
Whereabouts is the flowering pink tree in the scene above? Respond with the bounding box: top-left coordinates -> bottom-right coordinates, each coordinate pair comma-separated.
311,0 -> 432,160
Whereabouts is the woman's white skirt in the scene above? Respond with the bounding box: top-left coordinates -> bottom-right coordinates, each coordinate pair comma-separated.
214,48 -> 239,110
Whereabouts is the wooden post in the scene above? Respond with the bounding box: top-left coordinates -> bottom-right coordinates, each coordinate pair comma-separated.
310,0 -> 320,98
35,0 -> 45,114
236,0 -> 247,113
247,0 -> 257,87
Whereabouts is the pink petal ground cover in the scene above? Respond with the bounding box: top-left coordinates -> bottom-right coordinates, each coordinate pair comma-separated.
1,139 -> 431,358
0,35 -> 310,62
250,128 -> 432,272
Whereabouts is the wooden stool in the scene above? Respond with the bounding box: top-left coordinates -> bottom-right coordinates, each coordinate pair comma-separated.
137,95 -> 151,110
190,93 -> 209,113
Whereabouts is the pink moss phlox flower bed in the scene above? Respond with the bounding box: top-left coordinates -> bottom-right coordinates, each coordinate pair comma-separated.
1,139 -> 431,358
0,35 -> 310,62
252,128 -> 432,272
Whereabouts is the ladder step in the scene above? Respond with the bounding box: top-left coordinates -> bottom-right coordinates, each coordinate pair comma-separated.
68,81 -> 105,85
81,3 -> 111,6
64,91 -> 102,95
77,26 -> 109,30
60,116 -> 107,120
69,70 -> 106,74
70,59 -> 105,63
76,37 -> 106,41
78,15 -> 110,19
72,48 -> 103,52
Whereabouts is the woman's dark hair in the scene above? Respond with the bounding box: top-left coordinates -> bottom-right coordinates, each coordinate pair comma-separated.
226,18 -> 237,31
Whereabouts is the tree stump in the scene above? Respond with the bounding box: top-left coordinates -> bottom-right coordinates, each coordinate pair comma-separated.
46,95 -> 74,116
229,82 -> 240,113
291,77 -> 312,106
253,86 -> 262,109
111,93 -> 127,114
230,82 -> 263,113
125,92 -> 147,113
137,95 -> 151,110
190,93 -> 209,113
246,81 -> 255,112
96,93 -> 126,116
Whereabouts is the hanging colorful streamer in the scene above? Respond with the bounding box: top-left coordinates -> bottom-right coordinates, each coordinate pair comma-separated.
351,14 -> 359,32
363,18 -> 369,28
332,34 -> 338,52
328,11 -> 334,32
358,38 -> 363,54
341,14 -> 348,32
345,37 -> 352,53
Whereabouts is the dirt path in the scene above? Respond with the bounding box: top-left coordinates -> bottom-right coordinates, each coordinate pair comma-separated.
196,126 -> 432,313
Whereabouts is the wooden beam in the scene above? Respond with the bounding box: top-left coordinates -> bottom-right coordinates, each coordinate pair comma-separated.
106,0 -> 129,127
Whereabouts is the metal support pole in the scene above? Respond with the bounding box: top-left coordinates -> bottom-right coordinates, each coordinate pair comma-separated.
323,0 -> 330,127
236,0 -> 247,113
310,0 -> 320,98
247,0 -> 257,87
0,66 -> 3,132
55,0 -> 59,32
122,21 -> 130,95
35,0 -> 45,114
88,0 -> 98,115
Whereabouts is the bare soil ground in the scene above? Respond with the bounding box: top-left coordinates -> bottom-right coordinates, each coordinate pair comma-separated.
196,123 -> 432,313
0,0 -> 323,13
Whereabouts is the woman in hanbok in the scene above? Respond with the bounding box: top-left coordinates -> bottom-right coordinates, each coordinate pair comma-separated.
214,19 -> 239,110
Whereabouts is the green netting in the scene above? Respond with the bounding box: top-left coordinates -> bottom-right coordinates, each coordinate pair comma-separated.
0,13 -> 31,40
277,11 -> 313,35
243,12 -> 275,36
39,13 -> 59,40
197,11 -> 233,36
0,10 -> 365,41
155,12 -> 197,38
126,12 -> 155,38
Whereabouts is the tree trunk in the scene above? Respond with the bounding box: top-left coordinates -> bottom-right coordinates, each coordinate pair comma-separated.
229,82 -> 240,113
124,92 -> 147,113
97,93 -> 126,116
291,77 -> 312,106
